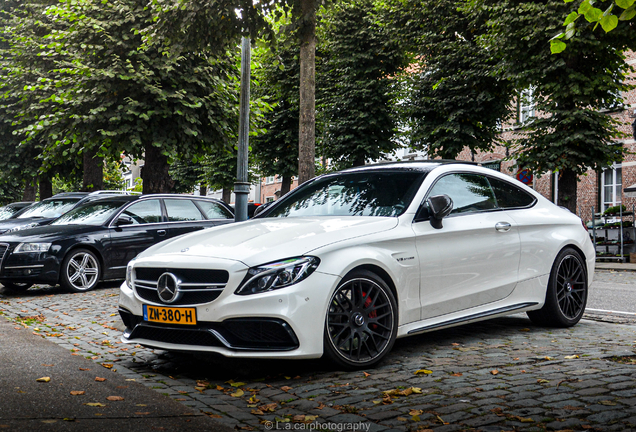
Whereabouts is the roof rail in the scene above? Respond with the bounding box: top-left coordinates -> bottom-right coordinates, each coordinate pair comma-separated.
88,190 -> 142,196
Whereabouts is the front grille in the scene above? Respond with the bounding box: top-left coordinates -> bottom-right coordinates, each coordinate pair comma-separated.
0,243 -> 9,267
133,267 -> 229,306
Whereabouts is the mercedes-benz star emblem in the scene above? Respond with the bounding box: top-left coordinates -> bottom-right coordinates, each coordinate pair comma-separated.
157,272 -> 181,304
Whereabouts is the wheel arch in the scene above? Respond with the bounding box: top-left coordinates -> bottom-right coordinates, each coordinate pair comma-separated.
58,244 -> 104,283
558,243 -> 588,277
344,263 -> 399,305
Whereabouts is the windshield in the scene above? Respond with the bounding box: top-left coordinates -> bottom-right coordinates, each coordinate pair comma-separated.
51,201 -> 124,226
0,206 -> 19,221
267,171 -> 427,218
18,198 -> 80,219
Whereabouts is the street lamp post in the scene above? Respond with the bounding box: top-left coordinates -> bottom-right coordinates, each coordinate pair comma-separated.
235,36 -> 251,222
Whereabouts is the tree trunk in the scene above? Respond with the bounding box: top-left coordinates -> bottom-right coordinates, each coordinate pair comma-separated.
39,176 -> 53,200
298,0 -> 316,185
142,145 -> 174,194
222,188 -> 231,204
280,176 -> 292,196
82,148 -> 104,192
352,154 -> 366,167
199,184 -> 207,196
23,181 -> 36,201
558,169 -> 577,214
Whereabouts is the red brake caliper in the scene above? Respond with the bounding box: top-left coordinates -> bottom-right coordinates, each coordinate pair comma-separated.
363,292 -> 377,329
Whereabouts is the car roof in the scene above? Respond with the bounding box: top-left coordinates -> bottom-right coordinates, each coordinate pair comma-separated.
80,194 -> 230,205
335,160 -> 477,175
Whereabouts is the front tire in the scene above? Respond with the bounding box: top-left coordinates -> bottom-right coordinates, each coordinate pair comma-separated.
1,281 -> 33,292
323,270 -> 398,369
60,249 -> 101,293
527,247 -> 587,327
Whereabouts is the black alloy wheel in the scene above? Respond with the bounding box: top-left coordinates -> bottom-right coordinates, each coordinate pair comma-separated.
60,249 -> 101,293
1,281 -> 33,292
323,269 -> 397,369
527,247 -> 588,327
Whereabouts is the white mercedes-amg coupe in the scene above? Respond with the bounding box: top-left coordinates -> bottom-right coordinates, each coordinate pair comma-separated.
118,161 -> 594,369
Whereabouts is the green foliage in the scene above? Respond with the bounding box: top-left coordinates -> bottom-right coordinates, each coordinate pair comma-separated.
485,0 -> 635,175
317,0 -> 408,168
1,0 -> 240,193
251,16 -> 300,180
398,0 -> 513,159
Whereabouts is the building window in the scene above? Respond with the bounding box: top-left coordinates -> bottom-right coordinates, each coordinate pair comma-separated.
518,88 -> 534,124
601,164 -> 622,212
265,176 -> 276,185
265,196 -> 275,203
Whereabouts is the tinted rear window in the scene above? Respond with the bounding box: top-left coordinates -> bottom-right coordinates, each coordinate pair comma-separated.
488,177 -> 536,209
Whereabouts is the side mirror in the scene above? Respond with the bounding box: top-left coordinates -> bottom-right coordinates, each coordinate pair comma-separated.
253,201 -> 273,217
115,215 -> 134,226
427,194 -> 453,229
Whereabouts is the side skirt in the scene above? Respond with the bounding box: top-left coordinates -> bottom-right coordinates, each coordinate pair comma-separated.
407,302 -> 538,335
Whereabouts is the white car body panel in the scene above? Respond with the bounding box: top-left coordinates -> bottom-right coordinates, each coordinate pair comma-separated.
118,162 -> 595,363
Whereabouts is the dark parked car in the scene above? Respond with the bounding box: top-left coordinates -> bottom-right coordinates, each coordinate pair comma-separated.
0,194 -> 234,293
0,191 -> 130,235
0,202 -> 34,221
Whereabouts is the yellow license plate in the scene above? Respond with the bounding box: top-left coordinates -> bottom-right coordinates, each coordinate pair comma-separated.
143,305 -> 197,325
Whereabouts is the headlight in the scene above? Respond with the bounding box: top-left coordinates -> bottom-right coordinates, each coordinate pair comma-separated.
126,260 -> 136,289
7,223 -> 39,233
13,242 -> 51,253
235,256 -> 320,295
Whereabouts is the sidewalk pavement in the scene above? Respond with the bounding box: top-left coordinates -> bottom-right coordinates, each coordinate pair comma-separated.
594,261 -> 636,272
0,316 -> 233,432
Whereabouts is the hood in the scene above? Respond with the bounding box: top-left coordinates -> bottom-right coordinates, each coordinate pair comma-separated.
0,217 -> 55,232
0,224 -> 99,242
138,216 -> 398,267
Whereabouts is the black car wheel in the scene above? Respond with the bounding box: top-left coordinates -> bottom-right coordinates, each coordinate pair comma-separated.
1,281 -> 33,292
527,247 -> 587,327
323,269 -> 398,369
60,249 -> 101,293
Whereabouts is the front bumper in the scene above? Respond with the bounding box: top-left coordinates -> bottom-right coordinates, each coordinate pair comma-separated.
118,265 -> 340,359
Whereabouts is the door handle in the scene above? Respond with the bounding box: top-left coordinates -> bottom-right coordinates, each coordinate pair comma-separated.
157,230 -> 167,236
495,222 -> 511,232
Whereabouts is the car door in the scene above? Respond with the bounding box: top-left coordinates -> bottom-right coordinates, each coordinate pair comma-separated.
412,172 -> 521,320
105,199 -> 169,277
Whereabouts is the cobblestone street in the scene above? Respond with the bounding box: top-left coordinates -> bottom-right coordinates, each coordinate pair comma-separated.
2,272 -> 636,431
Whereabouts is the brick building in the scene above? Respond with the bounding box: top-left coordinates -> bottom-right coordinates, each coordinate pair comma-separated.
259,175 -> 299,203
456,50 -> 636,226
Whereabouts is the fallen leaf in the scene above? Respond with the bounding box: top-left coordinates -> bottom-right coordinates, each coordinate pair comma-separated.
363,372 -> 370,377
135,412 -> 150,415
491,370 -> 499,375
84,403 -> 106,407
397,417 -> 408,422
216,385 -> 224,391
537,379 -> 550,384
95,377 -> 106,382
292,415 -> 306,422
415,369 -> 433,375
106,396 -> 124,401
79,368 -> 90,371
36,377 -> 51,383
230,382 -> 246,388
231,389 -> 244,398
70,391 -> 85,396
409,409 -> 424,416
101,364 -> 114,369
599,400 -> 617,406
281,386 -> 293,392
450,372 -> 463,377
251,409 -> 264,415
564,355 -> 579,359
258,403 -> 277,412
411,415 -> 421,422
248,395 -> 260,404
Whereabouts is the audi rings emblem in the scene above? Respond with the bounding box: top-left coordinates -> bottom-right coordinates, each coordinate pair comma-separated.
157,272 -> 181,304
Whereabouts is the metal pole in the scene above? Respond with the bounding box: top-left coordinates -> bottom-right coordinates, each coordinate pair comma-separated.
235,36 -> 251,222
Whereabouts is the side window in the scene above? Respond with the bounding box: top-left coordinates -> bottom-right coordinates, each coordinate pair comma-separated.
121,200 -> 163,224
428,173 -> 497,215
196,200 -> 233,219
164,199 -> 204,222
487,177 -> 536,209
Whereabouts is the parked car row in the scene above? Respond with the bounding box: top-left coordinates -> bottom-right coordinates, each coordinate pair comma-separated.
0,192 -> 234,292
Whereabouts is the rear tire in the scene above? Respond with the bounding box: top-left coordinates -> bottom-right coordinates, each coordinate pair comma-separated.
323,269 -> 398,369
60,249 -> 101,293
1,282 -> 33,292
527,247 -> 587,327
